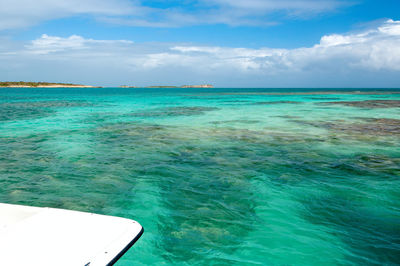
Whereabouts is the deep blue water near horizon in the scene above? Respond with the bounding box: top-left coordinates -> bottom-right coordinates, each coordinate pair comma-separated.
0,87 -> 399,265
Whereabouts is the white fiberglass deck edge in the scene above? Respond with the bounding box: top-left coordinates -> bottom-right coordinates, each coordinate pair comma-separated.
0,203 -> 143,266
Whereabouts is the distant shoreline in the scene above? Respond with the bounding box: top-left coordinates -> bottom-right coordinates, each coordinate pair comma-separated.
3,85 -> 101,88
1,82 -> 215,89
119,84 -> 214,88
1,83 -> 399,95
0,82 -> 100,88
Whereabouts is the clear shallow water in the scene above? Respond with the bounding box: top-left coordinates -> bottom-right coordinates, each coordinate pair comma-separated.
0,88 -> 399,265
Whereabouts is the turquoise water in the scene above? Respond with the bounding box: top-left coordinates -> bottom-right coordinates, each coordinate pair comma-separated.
0,88 -> 399,265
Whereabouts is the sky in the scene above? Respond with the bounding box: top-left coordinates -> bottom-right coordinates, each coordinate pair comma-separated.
0,0 -> 399,87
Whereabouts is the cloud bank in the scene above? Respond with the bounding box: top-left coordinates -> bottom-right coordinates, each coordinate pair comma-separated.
0,0 -> 136,30
1,19 -> 399,87
0,0 -> 349,30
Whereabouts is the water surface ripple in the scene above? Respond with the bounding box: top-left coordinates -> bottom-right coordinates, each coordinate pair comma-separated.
0,88 -> 399,265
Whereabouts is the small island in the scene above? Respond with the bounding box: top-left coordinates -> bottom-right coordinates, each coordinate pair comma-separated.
1,81 -> 213,89
0,81 -> 100,88
181,84 -> 213,88
120,84 -> 214,88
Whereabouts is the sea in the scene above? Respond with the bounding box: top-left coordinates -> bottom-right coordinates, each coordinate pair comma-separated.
0,87 -> 399,265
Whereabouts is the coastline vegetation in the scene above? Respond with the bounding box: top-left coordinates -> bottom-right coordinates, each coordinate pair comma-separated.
0,82 -> 213,88
0,81 -> 80,87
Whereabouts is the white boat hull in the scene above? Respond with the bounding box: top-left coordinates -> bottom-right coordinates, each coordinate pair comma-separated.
0,203 -> 143,266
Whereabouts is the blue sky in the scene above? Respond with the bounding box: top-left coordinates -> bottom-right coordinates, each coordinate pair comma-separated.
0,0 -> 399,87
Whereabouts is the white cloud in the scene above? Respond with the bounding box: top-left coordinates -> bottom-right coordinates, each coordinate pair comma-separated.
0,0 -> 350,30
28,35 -> 87,54
26,34 -> 134,54
378,19 -> 400,35
0,19 -> 399,87
169,19 -> 400,72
